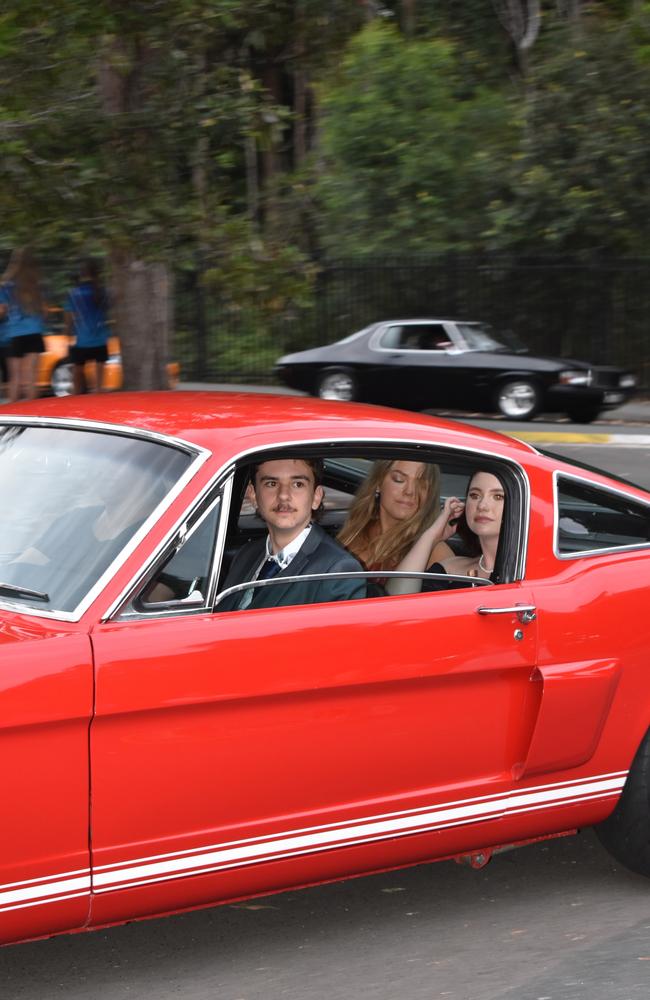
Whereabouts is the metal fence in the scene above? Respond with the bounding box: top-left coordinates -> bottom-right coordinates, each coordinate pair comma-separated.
5,253 -> 648,388
175,256 -> 650,389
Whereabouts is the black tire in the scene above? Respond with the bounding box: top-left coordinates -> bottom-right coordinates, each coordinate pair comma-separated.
316,368 -> 357,402
565,405 -> 602,424
595,730 -> 650,876
494,379 -> 540,420
50,359 -> 74,397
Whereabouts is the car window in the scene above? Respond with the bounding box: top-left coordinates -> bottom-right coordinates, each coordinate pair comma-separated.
379,325 -> 450,351
216,446 -> 526,613
127,492 -> 223,615
556,476 -> 650,556
0,424 -> 192,614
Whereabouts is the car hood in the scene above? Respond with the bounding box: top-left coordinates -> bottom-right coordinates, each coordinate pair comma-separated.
275,347 -> 336,365
466,350 -> 601,372
0,610 -> 64,646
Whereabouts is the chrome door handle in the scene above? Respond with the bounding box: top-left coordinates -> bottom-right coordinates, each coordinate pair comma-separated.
477,604 -> 536,624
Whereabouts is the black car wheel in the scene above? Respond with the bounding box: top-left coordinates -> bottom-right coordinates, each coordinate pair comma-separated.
595,729 -> 650,876
50,359 -> 74,397
565,404 -> 602,424
317,368 -> 357,402
495,379 -> 540,420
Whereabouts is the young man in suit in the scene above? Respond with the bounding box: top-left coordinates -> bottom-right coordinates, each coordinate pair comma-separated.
219,457 -> 365,610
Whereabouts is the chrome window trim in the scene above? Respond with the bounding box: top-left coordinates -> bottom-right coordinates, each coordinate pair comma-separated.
215,569 -> 493,610
0,414 -> 206,455
102,435 -> 531,623
552,469 -> 650,560
0,417 -> 211,622
112,474 -> 234,621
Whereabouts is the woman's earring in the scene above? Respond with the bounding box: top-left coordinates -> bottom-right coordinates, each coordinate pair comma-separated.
374,489 -> 380,504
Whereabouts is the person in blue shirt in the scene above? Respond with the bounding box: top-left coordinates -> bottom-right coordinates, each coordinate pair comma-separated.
0,305 -> 8,397
64,259 -> 110,394
0,248 -> 46,403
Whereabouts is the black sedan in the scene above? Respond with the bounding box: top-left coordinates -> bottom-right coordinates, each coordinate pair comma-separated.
275,319 -> 637,422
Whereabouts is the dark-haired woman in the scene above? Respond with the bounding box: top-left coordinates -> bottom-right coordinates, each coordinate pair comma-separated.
0,248 -> 46,402
386,470 -> 505,595
64,259 -> 110,394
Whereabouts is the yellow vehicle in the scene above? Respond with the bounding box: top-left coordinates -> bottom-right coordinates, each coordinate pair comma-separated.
38,334 -> 179,397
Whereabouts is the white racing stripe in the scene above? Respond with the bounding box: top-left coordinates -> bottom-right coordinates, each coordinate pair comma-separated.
0,771 -> 627,914
92,772 -> 626,894
0,873 -> 90,912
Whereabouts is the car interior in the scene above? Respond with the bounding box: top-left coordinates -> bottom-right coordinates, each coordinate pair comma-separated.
128,443 -> 525,617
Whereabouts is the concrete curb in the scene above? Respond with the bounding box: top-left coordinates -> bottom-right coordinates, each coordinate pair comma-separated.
498,430 -> 650,446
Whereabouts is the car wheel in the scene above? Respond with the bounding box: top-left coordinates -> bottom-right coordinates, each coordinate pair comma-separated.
595,729 -> 650,877
317,369 -> 357,402
495,379 -> 540,420
50,360 -> 74,397
565,405 -> 602,424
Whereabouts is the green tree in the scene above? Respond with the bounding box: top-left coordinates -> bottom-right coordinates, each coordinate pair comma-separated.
0,1 -> 363,386
313,22 -> 514,255
486,4 -> 650,253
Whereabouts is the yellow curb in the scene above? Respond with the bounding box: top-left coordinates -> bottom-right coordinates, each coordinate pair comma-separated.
501,431 -> 612,444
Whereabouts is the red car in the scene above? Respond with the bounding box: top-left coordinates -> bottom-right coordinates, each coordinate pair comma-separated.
0,392 -> 649,947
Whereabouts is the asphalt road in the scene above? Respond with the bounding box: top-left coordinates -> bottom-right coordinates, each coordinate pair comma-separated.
3,831 -> 650,1000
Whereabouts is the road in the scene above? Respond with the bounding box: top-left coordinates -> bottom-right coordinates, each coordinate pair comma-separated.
3,393 -> 649,998
3,831 -> 650,1000
455,413 -> 650,491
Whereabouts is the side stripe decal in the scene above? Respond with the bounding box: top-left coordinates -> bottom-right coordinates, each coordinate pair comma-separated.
0,771 -> 626,914
92,772 -> 625,894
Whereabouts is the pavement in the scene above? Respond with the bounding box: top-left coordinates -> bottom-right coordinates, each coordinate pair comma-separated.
179,382 -> 650,445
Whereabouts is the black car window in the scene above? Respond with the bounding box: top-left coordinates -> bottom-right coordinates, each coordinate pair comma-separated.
556,476 -> 650,556
379,325 -> 450,351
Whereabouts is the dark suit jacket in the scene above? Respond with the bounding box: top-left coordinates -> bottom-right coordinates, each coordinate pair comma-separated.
218,523 -> 366,611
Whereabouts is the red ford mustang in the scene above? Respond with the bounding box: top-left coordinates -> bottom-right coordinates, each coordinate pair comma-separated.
0,391 -> 648,947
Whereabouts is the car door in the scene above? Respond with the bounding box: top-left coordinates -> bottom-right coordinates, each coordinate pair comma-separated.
88,548 -> 539,928
370,323 -> 457,408
0,616 -> 93,946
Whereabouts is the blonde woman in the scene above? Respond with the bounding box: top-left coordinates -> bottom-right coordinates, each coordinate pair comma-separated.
0,248 -> 46,402
386,470 -> 505,595
337,459 -> 454,573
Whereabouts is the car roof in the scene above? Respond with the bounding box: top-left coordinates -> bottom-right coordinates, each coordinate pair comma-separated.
3,390 -> 537,461
370,318 -> 480,324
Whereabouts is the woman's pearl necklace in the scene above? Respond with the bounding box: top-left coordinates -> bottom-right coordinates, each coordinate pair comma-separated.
478,555 -> 493,575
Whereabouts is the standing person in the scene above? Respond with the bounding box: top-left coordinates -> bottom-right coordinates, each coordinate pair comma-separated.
63,259 -> 110,394
337,459 -> 453,574
0,248 -> 46,403
0,310 -> 8,400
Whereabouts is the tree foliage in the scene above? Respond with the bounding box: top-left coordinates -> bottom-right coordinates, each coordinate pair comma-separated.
1,1 -> 650,383
313,22 -> 514,255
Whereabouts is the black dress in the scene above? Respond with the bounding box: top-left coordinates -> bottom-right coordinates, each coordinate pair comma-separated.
421,561 -> 469,592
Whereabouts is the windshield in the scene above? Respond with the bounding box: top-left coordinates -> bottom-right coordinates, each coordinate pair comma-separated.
0,425 -> 191,614
454,323 -> 505,351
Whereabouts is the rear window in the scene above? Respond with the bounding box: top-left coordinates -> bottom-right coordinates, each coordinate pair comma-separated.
556,476 -> 650,556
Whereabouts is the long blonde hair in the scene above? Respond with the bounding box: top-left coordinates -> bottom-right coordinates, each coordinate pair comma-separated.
338,460 -> 441,570
2,247 -> 43,317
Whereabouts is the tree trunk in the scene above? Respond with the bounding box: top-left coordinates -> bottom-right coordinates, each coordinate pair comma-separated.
110,249 -> 172,391
97,32 -> 171,391
492,0 -> 541,76
402,0 -> 417,38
